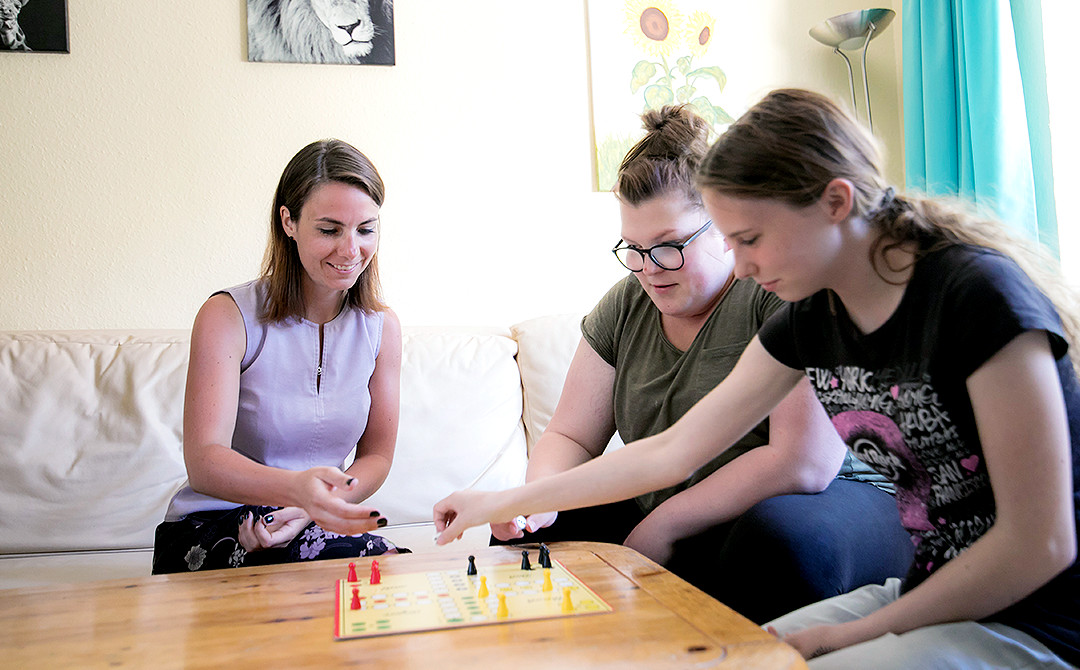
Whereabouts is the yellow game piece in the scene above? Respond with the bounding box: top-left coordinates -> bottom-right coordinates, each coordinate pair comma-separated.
477,575 -> 489,599
561,587 -> 573,613
496,593 -> 508,618
541,568 -> 553,592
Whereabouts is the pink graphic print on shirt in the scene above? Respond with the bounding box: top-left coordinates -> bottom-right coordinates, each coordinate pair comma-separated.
808,365 -> 995,579
832,410 -> 934,532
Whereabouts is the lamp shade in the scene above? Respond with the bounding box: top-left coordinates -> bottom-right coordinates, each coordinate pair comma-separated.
810,8 -> 895,50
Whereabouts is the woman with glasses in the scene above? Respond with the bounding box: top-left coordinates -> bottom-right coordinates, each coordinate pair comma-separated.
489,105 -> 913,623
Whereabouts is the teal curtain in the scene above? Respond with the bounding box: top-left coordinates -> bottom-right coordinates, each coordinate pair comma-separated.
903,0 -> 1058,255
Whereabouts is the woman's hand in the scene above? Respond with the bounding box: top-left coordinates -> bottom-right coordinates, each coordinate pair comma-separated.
292,466 -> 386,536
489,511 -> 558,542
435,489 -> 510,545
770,623 -> 862,660
238,507 -> 310,552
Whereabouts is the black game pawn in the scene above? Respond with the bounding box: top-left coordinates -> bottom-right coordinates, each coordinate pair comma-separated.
538,543 -> 551,569
521,549 -> 531,571
467,555 -> 477,576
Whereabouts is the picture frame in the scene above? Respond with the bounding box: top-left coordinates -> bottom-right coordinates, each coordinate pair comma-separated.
1,0 -> 69,53
588,1 -> 732,190
247,0 -> 396,66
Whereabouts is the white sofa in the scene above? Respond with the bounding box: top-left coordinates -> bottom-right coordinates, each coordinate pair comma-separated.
0,314 -> 607,589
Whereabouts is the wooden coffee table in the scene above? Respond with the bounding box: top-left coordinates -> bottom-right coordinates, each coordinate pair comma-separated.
0,541 -> 806,669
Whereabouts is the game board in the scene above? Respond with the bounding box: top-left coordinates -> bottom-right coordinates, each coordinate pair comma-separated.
333,552 -> 613,640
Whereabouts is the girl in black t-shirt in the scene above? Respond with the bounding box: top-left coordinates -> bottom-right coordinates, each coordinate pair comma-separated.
434,89 -> 1079,668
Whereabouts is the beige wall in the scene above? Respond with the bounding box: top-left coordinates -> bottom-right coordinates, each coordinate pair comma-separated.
0,1 -> 901,330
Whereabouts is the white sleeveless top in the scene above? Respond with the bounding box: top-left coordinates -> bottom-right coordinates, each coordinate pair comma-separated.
165,279 -> 383,521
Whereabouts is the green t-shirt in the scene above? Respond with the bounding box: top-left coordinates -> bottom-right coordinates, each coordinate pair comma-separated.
582,274 -> 890,514
582,275 -> 782,513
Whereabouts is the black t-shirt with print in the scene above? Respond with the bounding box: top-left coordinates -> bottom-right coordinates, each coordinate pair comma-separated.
758,244 -> 1080,664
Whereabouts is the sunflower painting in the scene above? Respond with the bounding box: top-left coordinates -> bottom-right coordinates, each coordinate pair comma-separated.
588,0 -> 733,190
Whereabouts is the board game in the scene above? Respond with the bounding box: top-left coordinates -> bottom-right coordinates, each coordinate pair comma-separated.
333,548 -> 613,640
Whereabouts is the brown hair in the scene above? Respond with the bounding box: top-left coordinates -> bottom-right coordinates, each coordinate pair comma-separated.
260,139 -> 387,322
697,88 -> 1080,368
615,104 -> 711,207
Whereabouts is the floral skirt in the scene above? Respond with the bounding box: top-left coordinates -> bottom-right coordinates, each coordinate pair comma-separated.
151,505 -> 405,574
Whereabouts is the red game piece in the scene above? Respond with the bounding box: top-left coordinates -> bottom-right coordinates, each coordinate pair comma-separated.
370,560 -> 381,585
351,587 -> 362,610
347,562 -> 357,582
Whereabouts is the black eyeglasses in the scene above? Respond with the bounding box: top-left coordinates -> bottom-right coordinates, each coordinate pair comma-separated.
611,220 -> 713,272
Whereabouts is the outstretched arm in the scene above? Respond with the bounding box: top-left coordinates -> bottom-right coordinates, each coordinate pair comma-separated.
780,330 -> 1077,658
435,337 -> 804,543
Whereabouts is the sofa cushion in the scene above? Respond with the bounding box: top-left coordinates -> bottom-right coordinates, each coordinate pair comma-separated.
511,314 -> 584,454
511,314 -> 625,455
0,331 -> 189,554
0,326 -> 533,558
364,327 -> 528,527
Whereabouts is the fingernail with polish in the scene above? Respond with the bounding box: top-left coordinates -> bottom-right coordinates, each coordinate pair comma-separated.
346,478 -> 355,486
369,510 -> 381,518
263,514 -> 274,525
377,518 -> 388,528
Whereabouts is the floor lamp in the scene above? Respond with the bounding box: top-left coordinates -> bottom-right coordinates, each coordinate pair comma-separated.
810,8 -> 895,132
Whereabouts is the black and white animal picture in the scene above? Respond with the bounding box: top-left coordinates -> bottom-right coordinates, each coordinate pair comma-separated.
247,0 -> 395,65
1,0 -> 68,53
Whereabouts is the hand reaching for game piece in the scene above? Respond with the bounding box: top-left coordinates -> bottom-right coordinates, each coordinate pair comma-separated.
238,506 -> 310,552
434,489 -> 511,545
489,511 -> 559,541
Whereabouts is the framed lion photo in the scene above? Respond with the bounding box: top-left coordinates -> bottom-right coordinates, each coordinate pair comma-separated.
247,0 -> 395,66
1,0 -> 69,53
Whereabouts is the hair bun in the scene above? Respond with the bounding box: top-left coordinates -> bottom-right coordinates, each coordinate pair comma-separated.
615,105 -> 711,206
635,105 -> 710,160
641,105 -> 692,133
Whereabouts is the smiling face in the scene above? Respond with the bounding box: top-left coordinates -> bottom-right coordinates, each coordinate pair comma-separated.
281,180 -> 380,318
619,192 -> 734,321
702,189 -> 843,302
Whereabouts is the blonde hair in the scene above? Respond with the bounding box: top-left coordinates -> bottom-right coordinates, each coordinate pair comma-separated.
697,88 -> 1080,371
261,139 -> 387,323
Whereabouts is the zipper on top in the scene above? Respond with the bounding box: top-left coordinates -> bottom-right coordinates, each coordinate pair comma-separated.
316,324 -> 325,393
